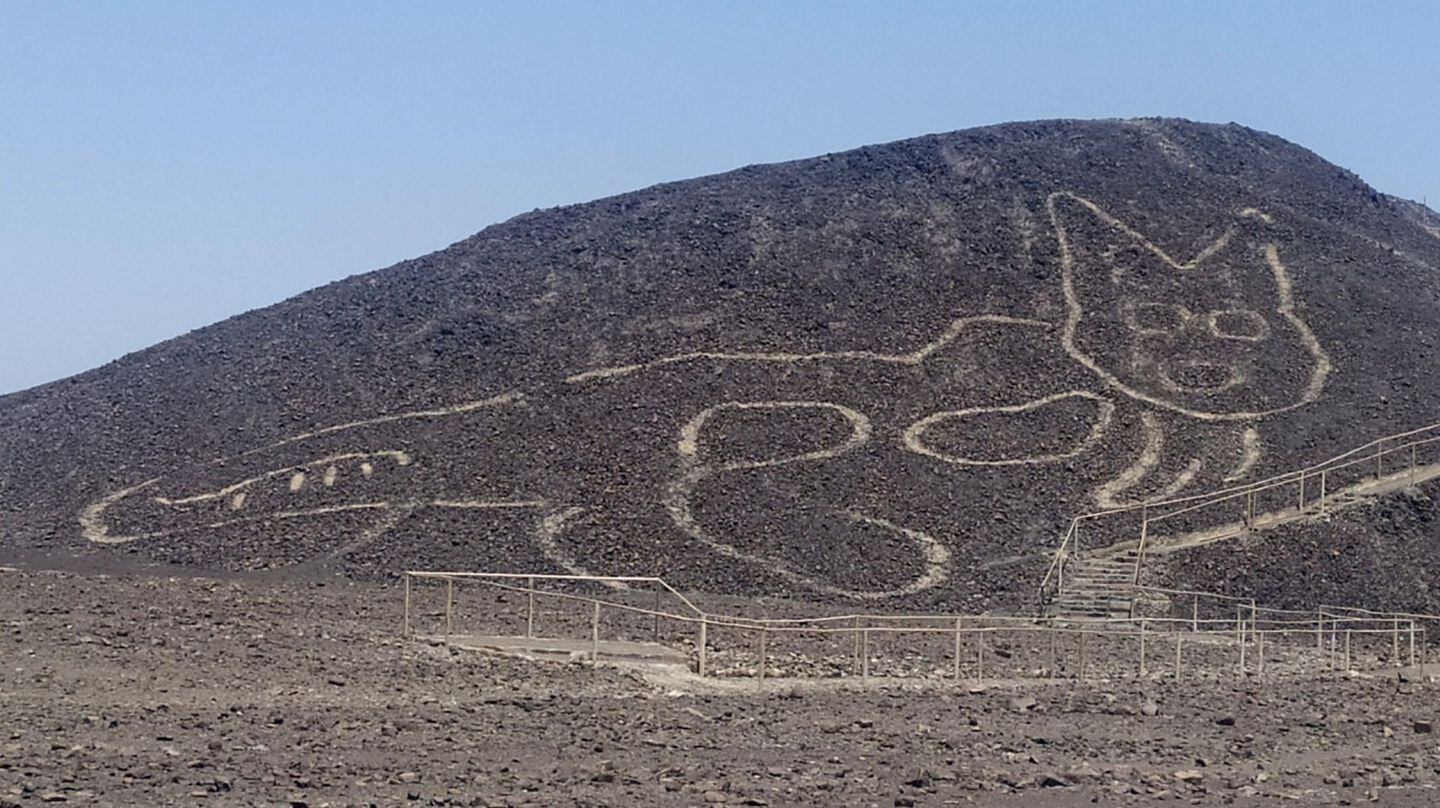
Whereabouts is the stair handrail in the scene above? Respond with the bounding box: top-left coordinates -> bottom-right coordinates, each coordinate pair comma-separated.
1079,421 -> 1440,525
1040,418 -> 1440,614
1036,517 -> 1081,611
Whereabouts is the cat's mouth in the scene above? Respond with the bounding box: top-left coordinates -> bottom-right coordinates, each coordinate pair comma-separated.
1158,360 -> 1244,395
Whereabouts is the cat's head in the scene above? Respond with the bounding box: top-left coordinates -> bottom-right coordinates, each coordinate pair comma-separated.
1047,192 -> 1330,420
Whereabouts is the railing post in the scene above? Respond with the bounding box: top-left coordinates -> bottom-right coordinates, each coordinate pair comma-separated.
445,577 -> 454,638
1174,633 -> 1183,682
591,601 -> 601,663
1133,519 -> 1149,587
1411,444 -> 1418,487
1376,440 -> 1384,479
852,616 -> 862,675
758,627 -> 768,681
953,618 -> 962,680
1192,596 -> 1199,632
1048,629 -> 1058,679
1331,620 -> 1339,671
1257,624 -> 1265,677
403,573 -> 411,637
1056,549 -> 1065,599
1319,470 -> 1327,514
1236,606 -> 1245,678
861,629 -> 870,681
1394,616 -> 1402,668
652,582 -> 661,642
526,576 -> 536,639
1316,608 -> 1323,653
1138,618 -> 1147,678
1343,628 -> 1351,671
697,616 -> 708,677
1298,472 -> 1305,511
1410,621 -> 1418,668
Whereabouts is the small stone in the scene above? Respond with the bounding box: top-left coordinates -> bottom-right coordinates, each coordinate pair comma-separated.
40,795 -> 68,804
1414,720 -> 1433,734
1008,696 -> 1038,712
1141,699 -> 1159,717
1215,715 -> 1235,726
1174,770 -> 1204,783
398,772 -> 420,784
327,677 -> 347,687
703,790 -> 728,803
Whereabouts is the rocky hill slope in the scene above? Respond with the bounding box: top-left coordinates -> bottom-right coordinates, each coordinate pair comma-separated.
3,118 -> 1440,610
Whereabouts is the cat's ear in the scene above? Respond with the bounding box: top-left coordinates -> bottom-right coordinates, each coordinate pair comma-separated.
1048,192 -> 1178,300
1223,211 -> 1289,313
1049,193 -> 1269,288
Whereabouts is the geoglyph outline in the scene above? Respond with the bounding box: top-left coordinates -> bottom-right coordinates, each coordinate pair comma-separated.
1049,191 -> 1332,421
76,190 -> 1336,600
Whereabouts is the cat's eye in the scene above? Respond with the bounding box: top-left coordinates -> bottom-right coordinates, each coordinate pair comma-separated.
1207,309 -> 1270,342
1123,301 -> 1190,335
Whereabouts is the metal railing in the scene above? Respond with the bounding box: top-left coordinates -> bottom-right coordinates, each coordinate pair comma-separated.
403,570 -> 1438,683
1039,421 -> 1440,610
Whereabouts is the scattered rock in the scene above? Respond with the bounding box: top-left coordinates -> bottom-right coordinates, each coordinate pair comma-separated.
1174,770 -> 1204,783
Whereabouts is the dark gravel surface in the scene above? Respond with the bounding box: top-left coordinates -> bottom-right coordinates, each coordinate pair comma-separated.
6,568 -> 1440,806
4,118 -> 1440,613
1165,476 -> 1440,616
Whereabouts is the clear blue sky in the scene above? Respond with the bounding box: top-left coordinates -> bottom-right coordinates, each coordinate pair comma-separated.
2,1 -> 1437,395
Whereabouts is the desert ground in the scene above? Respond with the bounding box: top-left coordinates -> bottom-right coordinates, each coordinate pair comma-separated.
4,564 -> 1440,807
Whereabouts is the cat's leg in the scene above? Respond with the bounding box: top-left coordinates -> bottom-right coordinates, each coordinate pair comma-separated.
1090,414 -> 1269,550
1091,412 -> 1255,510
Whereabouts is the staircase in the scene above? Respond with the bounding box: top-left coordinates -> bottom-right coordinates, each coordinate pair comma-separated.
1048,550 -> 1140,620
1039,424 -> 1440,620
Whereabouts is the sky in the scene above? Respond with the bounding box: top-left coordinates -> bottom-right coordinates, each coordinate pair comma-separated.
2,1 -> 1437,395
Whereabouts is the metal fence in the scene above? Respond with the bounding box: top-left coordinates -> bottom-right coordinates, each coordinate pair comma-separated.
403,571 -> 1434,683
1040,422 -> 1440,607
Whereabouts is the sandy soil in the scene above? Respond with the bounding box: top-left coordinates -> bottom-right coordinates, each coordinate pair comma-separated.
3,566 -> 1440,806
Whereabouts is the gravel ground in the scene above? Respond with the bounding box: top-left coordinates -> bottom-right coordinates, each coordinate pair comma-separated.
5,566 -> 1440,806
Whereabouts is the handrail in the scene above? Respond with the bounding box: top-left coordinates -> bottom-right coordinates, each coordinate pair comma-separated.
1036,519 -> 1078,608
1038,418 -> 1440,611
403,570 -> 1433,681
405,570 -> 705,618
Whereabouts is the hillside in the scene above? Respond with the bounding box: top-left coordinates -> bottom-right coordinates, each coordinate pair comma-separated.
3,118 -> 1440,610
